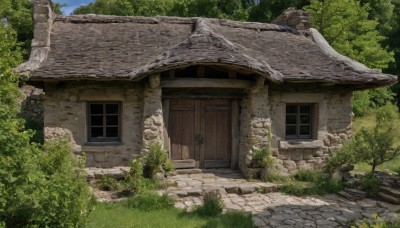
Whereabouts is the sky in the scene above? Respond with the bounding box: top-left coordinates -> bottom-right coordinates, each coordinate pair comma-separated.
53,0 -> 94,15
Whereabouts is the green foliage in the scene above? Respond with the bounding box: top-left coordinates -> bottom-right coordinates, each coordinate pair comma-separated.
97,174 -> 121,191
333,104 -> 400,174
326,142 -> 358,173
124,158 -> 145,193
125,191 -> 174,211
87,202 -> 253,228
143,143 -> 168,179
280,169 -> 345,196
353,88 -> 394,117
360,173 -> 381,196
248,0 -> 310,23
352,215 -> 400,228
200,211 -> 254,228
162,158 -> 175,172
193,191 -> 223,217
252,146 -> 274,167
306,0 -> 394,70
1,137 -> 93,227
353,104 -> 400,173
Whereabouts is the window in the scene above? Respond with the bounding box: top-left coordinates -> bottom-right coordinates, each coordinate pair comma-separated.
285,104 -> 313,139
88,102 -> 120,142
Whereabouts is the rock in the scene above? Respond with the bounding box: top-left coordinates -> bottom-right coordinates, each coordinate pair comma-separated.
340,164 -> 354,172
187,189 -> 202,196
239,184 -> 255,195
224,184 -> 239,194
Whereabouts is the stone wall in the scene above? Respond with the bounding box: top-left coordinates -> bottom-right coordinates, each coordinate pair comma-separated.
268,85 -> 352,176
20,85 -> 44,131
43,81 -> 144,168
141,74 -> 164,154
239,84 -> 271,178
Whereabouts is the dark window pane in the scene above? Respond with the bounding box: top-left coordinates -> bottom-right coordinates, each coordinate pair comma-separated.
106,115 -> 118,125
299,115 -> 311,124
91,116 -> 103,126
91,127 -> 103,138
106,104 -> 119,114
300,105 -> 311,114
106,127 -> 118,137
91,104 -> 103,114
286,115 -> 297,124
286,105 -> 297,114
299,125 -> 311,135
286,125 -> 297,136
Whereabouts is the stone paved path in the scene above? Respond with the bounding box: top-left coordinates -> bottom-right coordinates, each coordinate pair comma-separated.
158,170 -> 400,228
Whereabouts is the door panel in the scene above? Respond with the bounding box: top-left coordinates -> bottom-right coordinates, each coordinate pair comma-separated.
203,100 -> 231,168
168,99 -> 231,168
169,99 -> 195,161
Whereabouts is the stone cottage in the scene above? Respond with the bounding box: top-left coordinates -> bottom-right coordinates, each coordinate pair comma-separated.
19,0 -> 396,177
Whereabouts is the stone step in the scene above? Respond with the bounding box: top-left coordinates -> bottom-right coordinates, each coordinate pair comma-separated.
337,189 -> 366,201
168,182 -> 280,198
86,167 -> 130,181
377,192 -> 400,205
379,187 -> 400,198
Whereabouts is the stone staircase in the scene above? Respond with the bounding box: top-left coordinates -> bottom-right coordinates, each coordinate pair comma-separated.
378,187 -> 400,205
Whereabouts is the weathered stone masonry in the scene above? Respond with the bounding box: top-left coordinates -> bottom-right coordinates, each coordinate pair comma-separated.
43,81 -> 144,168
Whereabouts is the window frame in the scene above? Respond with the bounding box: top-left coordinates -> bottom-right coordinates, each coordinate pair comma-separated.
285,103 -> 313,140
87,102 -> 121,142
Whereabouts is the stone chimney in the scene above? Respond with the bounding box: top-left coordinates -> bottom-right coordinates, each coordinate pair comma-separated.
272,8 -> 310,31
18,0 -> 54,75
32,0 -> 54,47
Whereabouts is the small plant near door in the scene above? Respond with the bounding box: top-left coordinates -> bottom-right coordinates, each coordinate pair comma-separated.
252,146 -> 274,168
143,142 -> 174,179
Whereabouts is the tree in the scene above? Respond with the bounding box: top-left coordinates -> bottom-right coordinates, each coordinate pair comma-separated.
248,0 -> 310,23
0,0 -> 63,59
0,13 -> 92,228
352,104 -> 400,173
306,0 -> 393,70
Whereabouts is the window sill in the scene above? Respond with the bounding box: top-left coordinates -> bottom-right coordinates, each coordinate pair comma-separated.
83,142 -> 123,147
279,140 -> 323,149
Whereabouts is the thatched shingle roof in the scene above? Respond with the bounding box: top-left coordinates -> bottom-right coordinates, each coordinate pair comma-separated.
18,3 -> 396,88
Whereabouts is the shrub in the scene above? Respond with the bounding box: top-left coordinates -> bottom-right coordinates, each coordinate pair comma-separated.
252,146 -> 274,167
124,158 -> 145,193
162,158 -> 175,172
125,191 -> 173,211
1,137 -> 93,227
360,173 -> 381,196
97,174 -> 121,191
280,169 -> 345,196
193,191 -> 223,217
143,143 -> 168,179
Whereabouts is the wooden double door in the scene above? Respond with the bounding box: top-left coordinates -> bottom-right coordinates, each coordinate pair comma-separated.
168,99 -> 232,168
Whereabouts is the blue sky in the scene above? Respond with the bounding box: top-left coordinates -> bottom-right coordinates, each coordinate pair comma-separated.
53,0 -> 94,15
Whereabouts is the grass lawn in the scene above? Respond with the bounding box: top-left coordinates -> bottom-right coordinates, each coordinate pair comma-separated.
87,201 -> 254,228
353,111 -> 400,174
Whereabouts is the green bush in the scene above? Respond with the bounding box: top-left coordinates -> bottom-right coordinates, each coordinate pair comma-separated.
143,143 -> 168,179
0,20 -> 93,228
193,191 -> 223,217
1,138 -> 93,227
252,146 -> 274,167
353,90 -> 372,117
124,158 -> 145,193
162,158 -> 175,172
125,191 -> 174,211
360,173 -> 381,196
280,170 -> 345,196
97,174 -> 121,191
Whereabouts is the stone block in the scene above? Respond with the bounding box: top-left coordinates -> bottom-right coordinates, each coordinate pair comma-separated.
238,184 -> 255,195
291,151 -> 303,161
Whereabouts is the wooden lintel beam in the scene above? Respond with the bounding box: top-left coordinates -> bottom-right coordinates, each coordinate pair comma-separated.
160,78 -> 253,89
